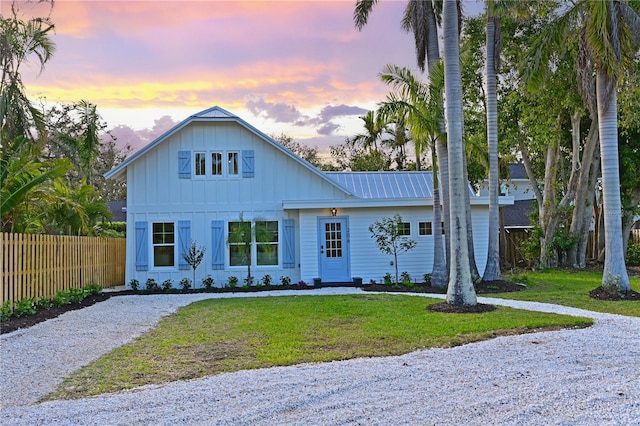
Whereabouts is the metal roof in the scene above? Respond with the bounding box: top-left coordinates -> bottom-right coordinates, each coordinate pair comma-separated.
325,172 -> 435,199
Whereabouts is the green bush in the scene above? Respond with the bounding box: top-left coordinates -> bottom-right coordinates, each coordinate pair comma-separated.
145,278 -> 158,291
1,300 -> 12,320
261,274 -> 272,286
129,279 -> 140,291
627,239 -> 640,266
52,290 -> 71,307
202,276 -> 214,290
179,277 -> 192,290
162,279 -> 173,290
13,297 -> 37,317
279,276 -> 291,286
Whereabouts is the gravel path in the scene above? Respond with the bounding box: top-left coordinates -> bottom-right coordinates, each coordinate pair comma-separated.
1,288 -> 639,425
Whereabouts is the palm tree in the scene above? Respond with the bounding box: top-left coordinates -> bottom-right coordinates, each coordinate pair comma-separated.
349,110 -> 387,154
482,0 -> 502,281
354,0 -> 452,276
525,0 -> 639,292
378,63 -> 448,287
0,1 -> 55,142
443,0 -> 477,305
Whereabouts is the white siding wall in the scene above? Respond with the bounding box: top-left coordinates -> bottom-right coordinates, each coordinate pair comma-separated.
298,205 -> 490,284
124,121 -> 349,287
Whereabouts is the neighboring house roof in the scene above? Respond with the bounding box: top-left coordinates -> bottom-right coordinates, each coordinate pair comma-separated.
509,162 -> 528,180
104,106 -> 355,197
106,200 -> 127,222
503,199 -> 535,228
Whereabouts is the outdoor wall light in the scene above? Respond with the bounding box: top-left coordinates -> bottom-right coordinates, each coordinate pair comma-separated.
330,208 -> 338,216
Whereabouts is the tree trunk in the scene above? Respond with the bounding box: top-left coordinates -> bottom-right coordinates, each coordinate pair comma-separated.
482,10 -> 501,281
443,0 -> 476,306
596,71 -> 630,291
431,143 -> 447,287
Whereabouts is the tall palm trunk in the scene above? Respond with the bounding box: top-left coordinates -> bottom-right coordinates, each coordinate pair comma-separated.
483,7 -> 501,281
443,0 -> 477,306
431,143 -> 447,287
597,70 -> 630,291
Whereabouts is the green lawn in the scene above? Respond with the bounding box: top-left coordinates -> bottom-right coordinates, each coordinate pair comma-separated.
46,293 -> 590,401
500,269 -> 640,317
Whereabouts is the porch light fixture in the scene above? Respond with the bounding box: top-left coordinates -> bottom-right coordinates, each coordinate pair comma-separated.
330,208 -> 337,216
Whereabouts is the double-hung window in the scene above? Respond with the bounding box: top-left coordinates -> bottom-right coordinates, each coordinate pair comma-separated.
419,222 -> 433,236
256,221 -> 278,266
398,222 -> 411,236
152,222 -> 175,267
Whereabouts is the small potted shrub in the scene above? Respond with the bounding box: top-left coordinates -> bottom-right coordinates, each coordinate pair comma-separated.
145,278 -> 158,291
228,276 -> 239,288
179,277 -> 192,290
280,276 -> 291,286
202,275 -> 214,290
129,278 -> 140,291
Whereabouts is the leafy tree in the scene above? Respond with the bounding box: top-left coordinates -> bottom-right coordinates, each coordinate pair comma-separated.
271,132 -> 323,168
328,139 -> 391,171
525,0 -> 639,291
368,213 -> 417,286
0,137 -> 70,232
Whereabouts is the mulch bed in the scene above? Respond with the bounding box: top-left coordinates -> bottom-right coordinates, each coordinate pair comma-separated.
3,275 -> 638,334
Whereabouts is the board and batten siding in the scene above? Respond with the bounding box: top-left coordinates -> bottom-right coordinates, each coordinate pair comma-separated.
123,121 -> 349,286
299,205 -> 490,284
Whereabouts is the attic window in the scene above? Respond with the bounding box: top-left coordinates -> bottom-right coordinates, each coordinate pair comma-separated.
195,152 -> 206,176
228,152 -> 239,175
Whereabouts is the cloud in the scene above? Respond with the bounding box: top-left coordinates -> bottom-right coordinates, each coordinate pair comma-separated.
109,115 -> 179,154
245,97 -> 368,136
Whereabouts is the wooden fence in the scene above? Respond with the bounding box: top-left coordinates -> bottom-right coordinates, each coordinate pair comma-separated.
1,233 -> 126,306
502,228 -> 640,267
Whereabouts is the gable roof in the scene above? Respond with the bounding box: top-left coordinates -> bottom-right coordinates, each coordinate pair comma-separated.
509,162 -> 528,180
104,106 -> 354,196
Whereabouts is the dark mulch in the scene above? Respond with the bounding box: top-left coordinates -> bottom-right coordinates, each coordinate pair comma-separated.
0,284 -> 314,335
1,293 -> 114,335
363,279 -> 526,295
427,302 -> 497,313
589,286 -> 640,301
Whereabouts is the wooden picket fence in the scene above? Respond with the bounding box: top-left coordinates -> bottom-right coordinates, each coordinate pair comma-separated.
1,233 -> 125,306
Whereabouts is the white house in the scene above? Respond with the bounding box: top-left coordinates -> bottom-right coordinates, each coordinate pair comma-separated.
106,106 -> 510,288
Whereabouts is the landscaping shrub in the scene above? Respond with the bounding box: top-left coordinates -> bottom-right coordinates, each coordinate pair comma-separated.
627,239 -> 640,266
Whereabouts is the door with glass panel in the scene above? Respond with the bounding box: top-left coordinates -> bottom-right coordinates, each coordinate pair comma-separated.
317,217 -> 350,282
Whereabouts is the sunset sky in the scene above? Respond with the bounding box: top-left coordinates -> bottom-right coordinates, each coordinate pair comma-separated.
10,0 -> 483,153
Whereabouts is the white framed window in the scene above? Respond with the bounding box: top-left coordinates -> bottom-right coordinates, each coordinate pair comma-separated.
398,222 -> 411,236
228,151 -> 239,175
228,220 -> 279,267
256,221 -> 278,266
194,152 -> 207,176
152,222 -> 175,267
419,222 -> 433,236
211,152 -> 222,175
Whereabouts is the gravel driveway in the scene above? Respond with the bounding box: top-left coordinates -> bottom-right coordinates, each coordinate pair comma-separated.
1,288 -> 639,425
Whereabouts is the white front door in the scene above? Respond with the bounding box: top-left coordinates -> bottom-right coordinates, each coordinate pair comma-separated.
318,217 -> 350,282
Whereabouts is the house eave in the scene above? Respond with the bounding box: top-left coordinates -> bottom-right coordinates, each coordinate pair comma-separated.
283,195 -> 514,210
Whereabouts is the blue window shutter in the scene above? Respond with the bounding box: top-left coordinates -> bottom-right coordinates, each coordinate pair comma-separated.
211,220 -> 225,270
135,221 -> 148,271
242,150 -> 255,178
178,220 -> 191,270
283,219 -> 295,268
178,151 -> 191,179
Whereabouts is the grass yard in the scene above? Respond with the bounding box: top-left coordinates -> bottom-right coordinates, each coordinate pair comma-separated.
46,293 -> 590,401
501,269 -> 640,317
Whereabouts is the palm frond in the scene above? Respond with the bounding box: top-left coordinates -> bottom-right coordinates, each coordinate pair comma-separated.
354,0 -> 378,31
